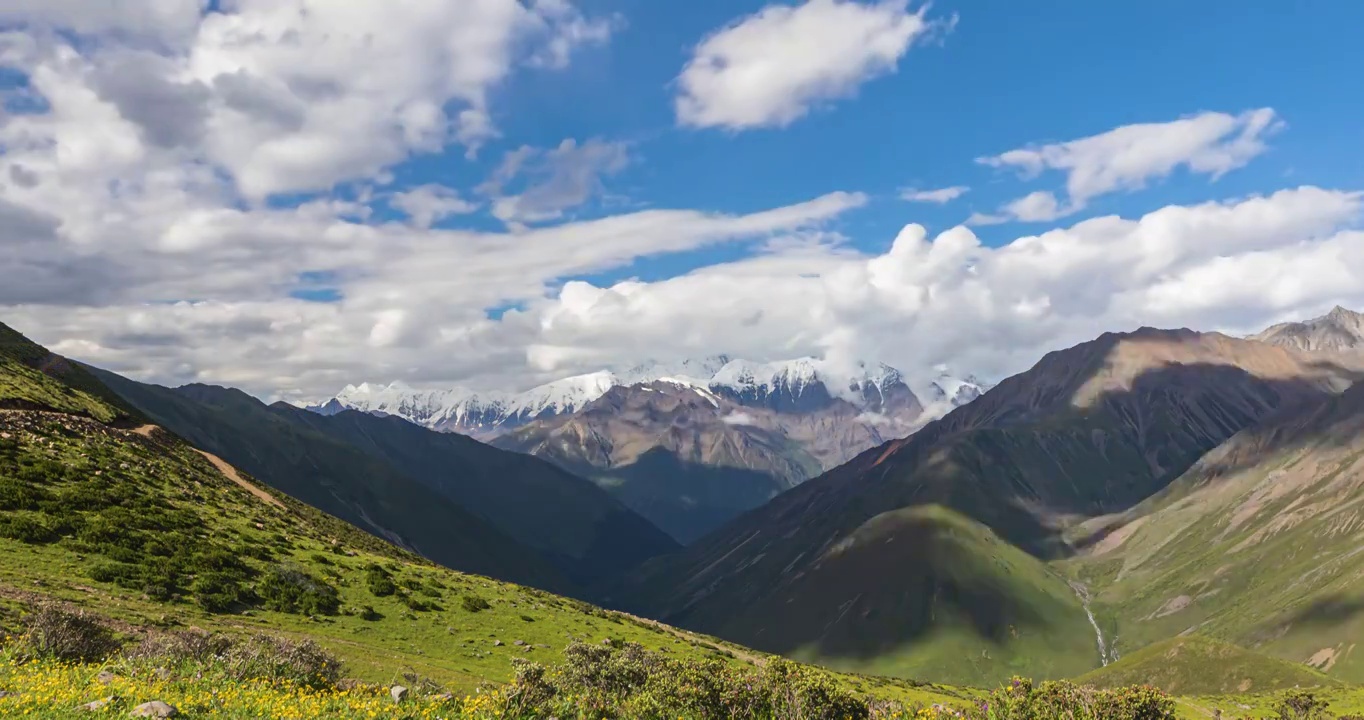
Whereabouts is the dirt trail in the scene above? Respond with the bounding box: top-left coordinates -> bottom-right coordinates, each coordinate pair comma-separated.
194,448 -> 286,509
132,423 -> 284,509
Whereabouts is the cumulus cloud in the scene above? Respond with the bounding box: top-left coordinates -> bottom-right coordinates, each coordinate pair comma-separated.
900,186 -> 968,204
978,109 -> 1282,221
2,0 -> 616,200
0,0 -> 207,47
481,138 -> 631,226
390,185 -> 478,229
676,0 -> 940,130
520,187 -> 1364,386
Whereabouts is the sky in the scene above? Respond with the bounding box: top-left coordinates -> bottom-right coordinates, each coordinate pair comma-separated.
1,0 -> 1362,402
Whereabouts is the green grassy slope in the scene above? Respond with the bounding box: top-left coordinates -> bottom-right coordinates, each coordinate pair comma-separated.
1072,379 -> 1364,683
1076,636 -> 1341,695
0,408 -> 755,691
698,505 -> 1099,687
87,371 -> 573,594
268,403 -> 677,583
0,324 -> 139,424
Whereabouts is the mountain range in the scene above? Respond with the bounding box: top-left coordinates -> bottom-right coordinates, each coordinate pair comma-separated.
310,356 -> 990,439
608,315 -> 1364,684
5,304 -> 1364,695
315,357 -> 989,542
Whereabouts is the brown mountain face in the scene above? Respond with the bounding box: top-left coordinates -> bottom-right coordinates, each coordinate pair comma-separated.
608,328 -> 1364,683
1252,305 -> 1364,353
493,380 -> 914,543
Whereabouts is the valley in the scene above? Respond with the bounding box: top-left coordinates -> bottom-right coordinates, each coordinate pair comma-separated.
3,307 -> 1364,718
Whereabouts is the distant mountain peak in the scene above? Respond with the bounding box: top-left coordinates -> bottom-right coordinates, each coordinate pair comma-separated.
1251,303 -> 1364,354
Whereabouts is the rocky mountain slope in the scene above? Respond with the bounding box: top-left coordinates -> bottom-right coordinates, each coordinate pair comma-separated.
492,380 -> 824,543
1251,305 -> 1364,353
609,327 -> 1364,685
492,361 -> 973,543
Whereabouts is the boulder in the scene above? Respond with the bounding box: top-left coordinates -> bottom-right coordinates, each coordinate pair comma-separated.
80,696 -> 117,712
390,685 -> 408,703
129,700 -> 179,718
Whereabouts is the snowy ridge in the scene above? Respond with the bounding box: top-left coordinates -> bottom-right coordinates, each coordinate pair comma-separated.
313,356 -> 988,437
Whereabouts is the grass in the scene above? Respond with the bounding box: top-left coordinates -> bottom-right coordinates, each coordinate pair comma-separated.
1076,635 -> 1343,696
772,505 -> 1100,687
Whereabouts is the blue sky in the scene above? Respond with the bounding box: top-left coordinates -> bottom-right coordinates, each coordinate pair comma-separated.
362,0 -> 1364,292
1,0 -> 1361,400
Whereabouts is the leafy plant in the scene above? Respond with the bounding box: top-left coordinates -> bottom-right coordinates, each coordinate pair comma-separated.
257,564 -> 341,616
460,594 -> 491,613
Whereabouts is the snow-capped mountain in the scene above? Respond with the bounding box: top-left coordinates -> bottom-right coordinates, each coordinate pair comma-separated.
921,370 -> 994,408
310,357 -> 987,439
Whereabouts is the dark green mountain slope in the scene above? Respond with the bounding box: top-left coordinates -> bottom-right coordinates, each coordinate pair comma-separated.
1074,376 -> 1364,683
611,328 -> 1363,685
89,370 -> 571,593
266,403 -> 677,584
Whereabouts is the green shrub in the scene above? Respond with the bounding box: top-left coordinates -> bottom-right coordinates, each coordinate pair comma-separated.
499,640 -> 869,720
975,677 -> 1175,720
460,594 -> 491,613
0,476 -> 51,510
363,564 -> 397,597
190,572 -> 251,613
0,514 -> 58,544
257,565 -> 340,616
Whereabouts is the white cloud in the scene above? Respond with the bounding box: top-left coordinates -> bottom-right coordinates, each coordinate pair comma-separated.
0,0 -> 207,47
676,0 -> 939,130
1001,191 -> 1072,222
1,0 -> 616,201
390,185 -> 478,229
516,187 -> 1364,386
2,7 -> 1361,413
979,109 -> 1282,219
721,411 -> 757,426
900,186 -> 968,204
481,138 -> 631,226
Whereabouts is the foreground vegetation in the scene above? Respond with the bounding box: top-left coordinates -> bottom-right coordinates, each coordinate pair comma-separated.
5,607 -> 1360,720
0,605 -> 1182,719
